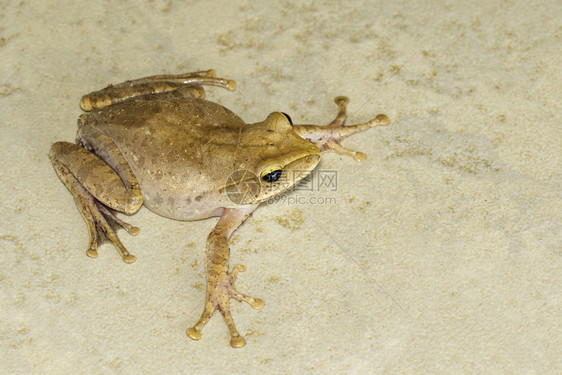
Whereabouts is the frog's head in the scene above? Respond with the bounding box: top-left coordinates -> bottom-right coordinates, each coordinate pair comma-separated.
222,112 -> 321,205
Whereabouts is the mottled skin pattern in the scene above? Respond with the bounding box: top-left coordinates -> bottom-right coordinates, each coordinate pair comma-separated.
49,70 -> 389,347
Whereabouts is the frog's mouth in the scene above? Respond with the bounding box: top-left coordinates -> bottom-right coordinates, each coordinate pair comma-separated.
222,154 -> 320,205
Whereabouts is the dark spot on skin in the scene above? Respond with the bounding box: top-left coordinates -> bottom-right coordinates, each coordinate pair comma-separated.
195,195 -> 204,202
153,194 -> 163,205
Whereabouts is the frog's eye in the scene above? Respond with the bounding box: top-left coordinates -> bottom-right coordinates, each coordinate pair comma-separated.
261,169 -> 283,183
281,112 -> 293,126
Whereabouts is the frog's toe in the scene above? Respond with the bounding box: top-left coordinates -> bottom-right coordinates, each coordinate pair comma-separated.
231,289 -> 265,310
321,97 -> 390,160
186,327 -> 202,341
75,191 -> 138,263
230,335 -> 246,348
228,264 -> 265,309
187,265 -> 263,348
188,302 -> 247,348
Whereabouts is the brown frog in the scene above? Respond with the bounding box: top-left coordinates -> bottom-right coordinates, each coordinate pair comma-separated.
49,70 -> 389,347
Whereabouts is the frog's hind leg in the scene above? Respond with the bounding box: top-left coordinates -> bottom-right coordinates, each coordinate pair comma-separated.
50,128 -> 143,263
80,69 -> 236,111
64,169 -> 138,263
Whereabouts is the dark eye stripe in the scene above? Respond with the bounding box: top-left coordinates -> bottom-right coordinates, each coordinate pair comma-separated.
262,169 -> 282,183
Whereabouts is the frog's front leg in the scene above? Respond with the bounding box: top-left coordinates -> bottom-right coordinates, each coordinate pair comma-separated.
49,125 -> 143,263
293,96 -> 390,161
187,205 -> 264,348
79,69 -> 236,111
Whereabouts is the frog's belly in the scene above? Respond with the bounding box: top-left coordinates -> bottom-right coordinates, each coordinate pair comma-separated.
140,186 -> 230,221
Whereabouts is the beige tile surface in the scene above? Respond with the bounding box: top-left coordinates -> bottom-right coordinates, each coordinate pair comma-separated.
1,1 -> 560,373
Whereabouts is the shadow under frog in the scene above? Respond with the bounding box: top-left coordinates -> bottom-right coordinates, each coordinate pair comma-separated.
49,70 -> 389,348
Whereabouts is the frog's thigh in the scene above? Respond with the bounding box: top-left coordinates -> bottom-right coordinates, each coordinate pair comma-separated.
55,129 -> 142,214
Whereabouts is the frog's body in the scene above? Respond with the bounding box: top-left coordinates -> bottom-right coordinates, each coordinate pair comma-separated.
81,95 -> 319,220
84,97 -> 246,220
50,70 -> 389,348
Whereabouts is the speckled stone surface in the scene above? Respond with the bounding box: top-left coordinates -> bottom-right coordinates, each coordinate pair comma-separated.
1,1 -> 560,373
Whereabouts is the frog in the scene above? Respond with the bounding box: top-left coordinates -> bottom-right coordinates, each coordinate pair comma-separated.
49,69 -> 389,348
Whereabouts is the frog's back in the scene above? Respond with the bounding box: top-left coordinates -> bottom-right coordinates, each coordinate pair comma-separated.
82,96 -> 247,220
84,95 -> 246,158
85,95 -> 246,134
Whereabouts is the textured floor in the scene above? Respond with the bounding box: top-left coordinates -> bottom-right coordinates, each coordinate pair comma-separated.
1,1 -> 560,373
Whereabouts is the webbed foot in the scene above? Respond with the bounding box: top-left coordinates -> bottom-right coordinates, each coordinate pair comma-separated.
187,264 -> 264,348
293,96 -> 389,161
74,188 -> 139,263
